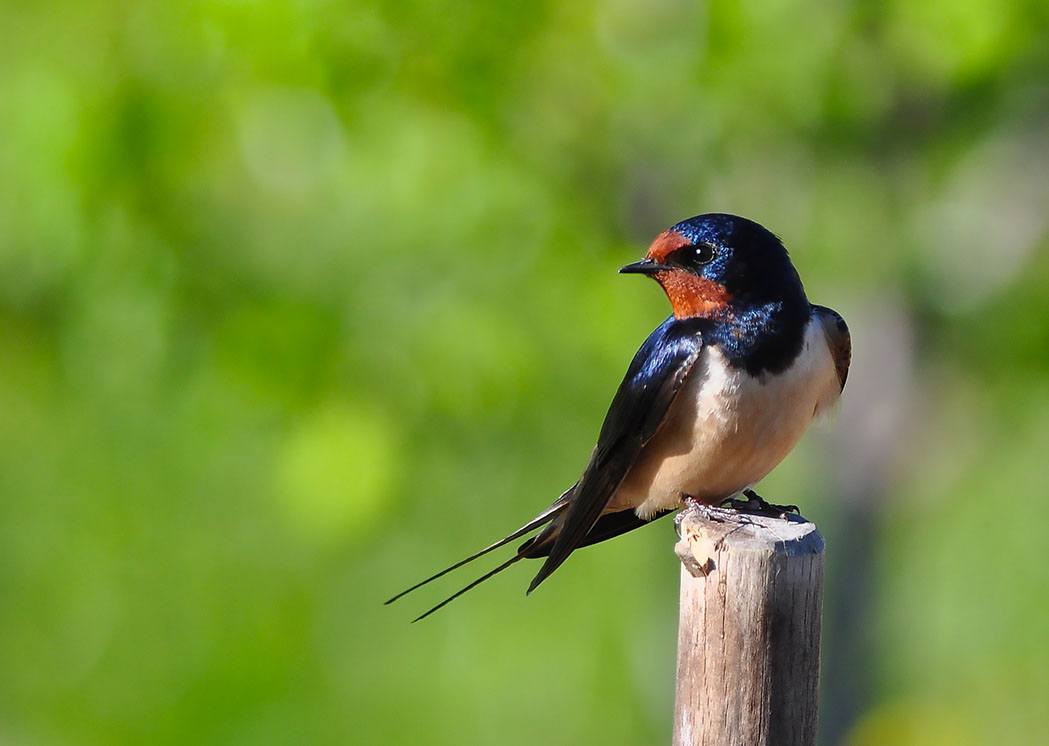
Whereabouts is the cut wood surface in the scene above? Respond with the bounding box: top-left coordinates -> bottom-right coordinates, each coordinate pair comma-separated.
672,505 -> 824,746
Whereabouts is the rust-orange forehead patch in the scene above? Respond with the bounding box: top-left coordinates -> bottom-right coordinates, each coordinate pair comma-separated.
645,230 -> 691,263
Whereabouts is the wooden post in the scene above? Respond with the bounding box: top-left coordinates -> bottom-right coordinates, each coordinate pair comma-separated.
672,505 -> 824,746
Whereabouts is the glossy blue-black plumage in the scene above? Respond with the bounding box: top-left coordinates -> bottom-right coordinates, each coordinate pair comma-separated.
595,315 -> 708,459
526,315 -> 706,591
669,214 -> 811,377
705,301 -> 810,377
671,214 -> 805,306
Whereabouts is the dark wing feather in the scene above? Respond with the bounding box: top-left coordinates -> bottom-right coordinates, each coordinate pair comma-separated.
811,305 -> 851,392
522,508 -> 676,557
527,316 -> 705,592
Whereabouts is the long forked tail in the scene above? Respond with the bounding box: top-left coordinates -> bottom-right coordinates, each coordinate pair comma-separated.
384,489 -> 573,616
409,554 -> 525,622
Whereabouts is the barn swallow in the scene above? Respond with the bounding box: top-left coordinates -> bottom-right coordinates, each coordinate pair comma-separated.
388,213 -> 850,621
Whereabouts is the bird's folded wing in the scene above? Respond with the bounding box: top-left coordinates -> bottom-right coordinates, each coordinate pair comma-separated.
812,305 -> 851,392
527,316 -> 706,592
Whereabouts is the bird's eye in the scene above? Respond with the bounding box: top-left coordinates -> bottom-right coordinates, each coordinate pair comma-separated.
692,243 -> 716,265
667,242 -> 717,270
668,243 -> 717,269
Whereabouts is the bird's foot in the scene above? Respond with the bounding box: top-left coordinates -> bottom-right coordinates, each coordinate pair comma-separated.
675,495 -> 743,534
720,490 -> 799,519
675,497 -> 697,534
682,495 -> 706,513
676,495 -> 718,535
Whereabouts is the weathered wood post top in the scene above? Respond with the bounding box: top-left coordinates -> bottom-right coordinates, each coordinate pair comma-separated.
673,505 -> 825,746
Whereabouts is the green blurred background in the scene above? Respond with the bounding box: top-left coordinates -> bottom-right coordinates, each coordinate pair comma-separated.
2,1 -> 1049,744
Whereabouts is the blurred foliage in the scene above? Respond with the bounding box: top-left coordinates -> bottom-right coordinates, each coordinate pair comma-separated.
1,0 -> 1048,744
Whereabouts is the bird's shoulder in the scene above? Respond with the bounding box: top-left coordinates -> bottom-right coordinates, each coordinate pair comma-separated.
593,315 -> 707,458
524,316 -> 707,592
624,315 -> 708,382
697,300 -> 810,377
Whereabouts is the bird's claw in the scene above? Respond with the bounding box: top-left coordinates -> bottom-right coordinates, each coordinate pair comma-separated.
720,490 -> 799,519
675,495 -> 709,536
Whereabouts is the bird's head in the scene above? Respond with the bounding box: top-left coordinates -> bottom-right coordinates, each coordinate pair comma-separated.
620,213 -> 807,320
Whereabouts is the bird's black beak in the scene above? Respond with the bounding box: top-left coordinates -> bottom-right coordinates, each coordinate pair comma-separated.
619,258 -> 672,275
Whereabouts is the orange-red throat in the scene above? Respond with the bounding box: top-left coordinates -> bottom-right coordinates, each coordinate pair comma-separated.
644,230 -> 732,320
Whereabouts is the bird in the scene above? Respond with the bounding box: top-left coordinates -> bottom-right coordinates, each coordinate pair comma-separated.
387,213 -> 851,621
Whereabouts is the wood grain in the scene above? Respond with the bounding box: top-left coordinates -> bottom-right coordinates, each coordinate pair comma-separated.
672,505 -> 824,746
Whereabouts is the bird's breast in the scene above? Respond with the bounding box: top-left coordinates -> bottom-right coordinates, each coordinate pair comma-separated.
611,318 -> 840,518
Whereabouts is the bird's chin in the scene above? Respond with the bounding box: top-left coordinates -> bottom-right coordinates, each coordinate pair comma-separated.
656,273 -> 732,320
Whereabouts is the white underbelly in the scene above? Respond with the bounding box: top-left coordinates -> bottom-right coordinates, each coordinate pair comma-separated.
609,320 -> 840,518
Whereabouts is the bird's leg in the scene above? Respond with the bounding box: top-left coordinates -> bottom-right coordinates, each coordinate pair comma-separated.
683,494 -> 706,513
720,489 -> 799,518
675,494 -> 742,537
674,494 -> 705,535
